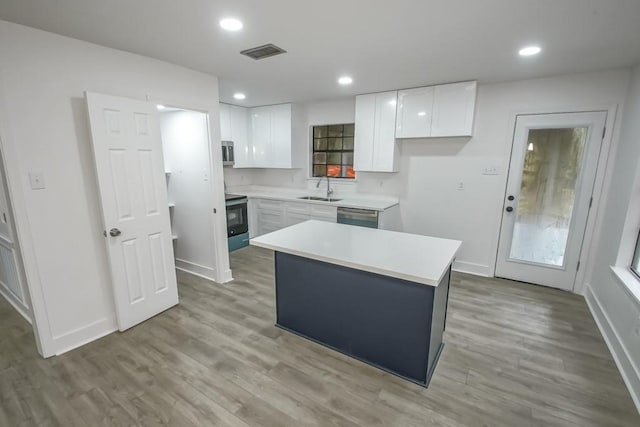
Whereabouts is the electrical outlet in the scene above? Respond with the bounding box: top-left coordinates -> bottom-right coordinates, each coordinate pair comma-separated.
482,166 -> 499,175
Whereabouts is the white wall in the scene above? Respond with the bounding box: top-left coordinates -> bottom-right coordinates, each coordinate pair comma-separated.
0,20 -> 229,357
584,64 -> 640,410
237,70 -> 630,276
160,110 -> 218,280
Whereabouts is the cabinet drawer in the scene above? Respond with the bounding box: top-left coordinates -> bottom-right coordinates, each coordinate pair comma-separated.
284,202 -> 310,215
258,209 -> 283,224
257,199 -> 284,210
310,205 -> 337,219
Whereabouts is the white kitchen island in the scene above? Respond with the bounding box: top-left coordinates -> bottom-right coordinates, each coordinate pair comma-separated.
251,220 -> 461,387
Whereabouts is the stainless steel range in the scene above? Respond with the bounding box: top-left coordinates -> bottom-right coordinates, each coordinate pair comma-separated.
225,193 -> 249,252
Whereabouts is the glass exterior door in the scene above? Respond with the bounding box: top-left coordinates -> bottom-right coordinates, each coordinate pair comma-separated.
495,112 -> 606,290
508,127 -> 587,267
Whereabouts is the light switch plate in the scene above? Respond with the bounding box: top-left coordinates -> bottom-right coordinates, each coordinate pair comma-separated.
29,172 -> 46,190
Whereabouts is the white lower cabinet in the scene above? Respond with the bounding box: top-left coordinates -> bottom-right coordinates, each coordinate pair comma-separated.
256,199 -> 285,236
309,204 -> 338,222
252,199 -> 337,237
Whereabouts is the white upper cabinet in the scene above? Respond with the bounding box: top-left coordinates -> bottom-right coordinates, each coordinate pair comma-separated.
393,81 -> 477,138
354,94 -> 376,171
249,106 -> 271,167
354,91 -> 399,173
431,81 -> 477,137
247,103 -> 298,169
395,86 -> 434,138
269,104 -> 293,168
219,103 -> 232,141
220,102 -> 299,169
219,103 -> 251,167
372,91 -> 399,172
229,105 -> 250,167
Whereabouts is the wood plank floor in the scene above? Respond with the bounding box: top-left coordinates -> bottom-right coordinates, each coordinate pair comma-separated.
1,245 -> 638,426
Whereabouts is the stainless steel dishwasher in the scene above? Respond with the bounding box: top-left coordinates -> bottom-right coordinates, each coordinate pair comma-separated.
337,207 -> 379,229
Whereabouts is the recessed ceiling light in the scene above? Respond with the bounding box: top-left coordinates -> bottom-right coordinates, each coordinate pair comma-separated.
220,18 -> 243,31
418,111 -> 427,116
156,104 -> 166,110
388,100 -> 397,106
233,93 -> 246,100
338,76 -> 353,85
519,46 -> 541,56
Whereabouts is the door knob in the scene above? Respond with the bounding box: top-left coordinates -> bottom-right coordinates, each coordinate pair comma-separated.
507,195 -> 515,201
505,206 -> 514,213
109,228 -> 122,237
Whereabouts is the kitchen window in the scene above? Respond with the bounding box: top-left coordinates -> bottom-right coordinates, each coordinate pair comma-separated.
312,124 -> 355,179
632,231 -> 640,278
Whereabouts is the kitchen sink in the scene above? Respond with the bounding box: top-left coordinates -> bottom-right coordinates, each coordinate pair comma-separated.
297,196 -> 342,202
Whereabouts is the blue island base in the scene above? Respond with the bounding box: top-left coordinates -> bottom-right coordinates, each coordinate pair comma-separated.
274,252 -> 451,387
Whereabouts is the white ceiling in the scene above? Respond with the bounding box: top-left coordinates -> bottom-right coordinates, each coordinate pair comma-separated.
1,0 -> 639,106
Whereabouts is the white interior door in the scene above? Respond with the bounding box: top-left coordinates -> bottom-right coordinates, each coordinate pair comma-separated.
495,112 -> 606,290
0,148 -> 30,315
85,92 -> 178,331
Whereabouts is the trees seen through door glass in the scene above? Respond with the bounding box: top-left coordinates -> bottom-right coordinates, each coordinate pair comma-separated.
509,127 -> 587,267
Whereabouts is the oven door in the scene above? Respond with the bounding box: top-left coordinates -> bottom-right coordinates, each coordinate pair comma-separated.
226,200 -> 248,237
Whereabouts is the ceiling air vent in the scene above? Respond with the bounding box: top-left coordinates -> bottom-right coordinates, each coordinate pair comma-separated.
240,44 -> 287,60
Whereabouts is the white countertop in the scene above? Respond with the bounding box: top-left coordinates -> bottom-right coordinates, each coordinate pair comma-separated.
230,186 -> 398,211
250,220 -> 461,286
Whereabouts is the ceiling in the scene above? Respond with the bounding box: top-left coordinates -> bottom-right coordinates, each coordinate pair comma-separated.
1,0 -> 639,107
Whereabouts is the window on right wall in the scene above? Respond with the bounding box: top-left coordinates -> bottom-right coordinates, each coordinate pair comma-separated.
631,232 -> 640,278
312,124 -> 356,179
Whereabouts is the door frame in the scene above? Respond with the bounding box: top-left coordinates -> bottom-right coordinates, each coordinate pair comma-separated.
0,89 -> 50,356
492,104 -> 619,293
0,148 -> 32,319
145,94 -> 232,284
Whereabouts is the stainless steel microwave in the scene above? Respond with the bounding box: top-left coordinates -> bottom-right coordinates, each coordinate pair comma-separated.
222,140 -> 234,166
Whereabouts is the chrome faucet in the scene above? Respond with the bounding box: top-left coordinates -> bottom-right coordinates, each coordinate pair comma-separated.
316,176 -> 333,200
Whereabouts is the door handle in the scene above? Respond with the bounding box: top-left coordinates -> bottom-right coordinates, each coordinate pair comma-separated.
109,228 -> 122,237
505,206 -> 514,213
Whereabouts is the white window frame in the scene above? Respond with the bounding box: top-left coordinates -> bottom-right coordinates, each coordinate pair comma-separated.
610,149 -> 640,303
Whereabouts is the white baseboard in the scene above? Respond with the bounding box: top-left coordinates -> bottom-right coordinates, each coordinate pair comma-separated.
219,268 -> 233,283
51,316 -> 117,357
175,258 -> 217,282
452,260 -> 490,277
0,280 -> 31,323
585,284 -> 640,413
